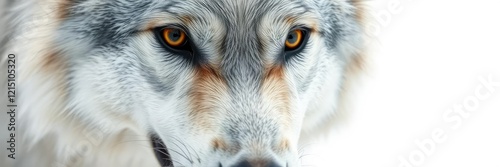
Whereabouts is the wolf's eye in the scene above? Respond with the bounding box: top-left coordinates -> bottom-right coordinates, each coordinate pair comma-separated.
155,26 -> 199,62
285,29 -> 305,50
161,28 -> 187,47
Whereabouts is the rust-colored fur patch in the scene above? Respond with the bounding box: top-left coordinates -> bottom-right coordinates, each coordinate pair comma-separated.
261,66 -> 292,128
351,0 -> 367,25
285,16 -> 297,25
38,49 -> 70,103
41,50 -> 65,72
275,139 -> 290,153
212,138 -> 228,151
179,15 -> 194,25
57,0 -> 73,19
188,65 -> 228,130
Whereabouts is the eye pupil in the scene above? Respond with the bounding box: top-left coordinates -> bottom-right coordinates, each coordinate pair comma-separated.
287,34 -> 297,43
170,30 -> 180,40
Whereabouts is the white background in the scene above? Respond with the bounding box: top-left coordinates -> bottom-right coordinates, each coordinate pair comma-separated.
305,0 -> 500,166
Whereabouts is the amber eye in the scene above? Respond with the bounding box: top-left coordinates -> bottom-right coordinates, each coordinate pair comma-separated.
285,29 -> 304,50
162,28 -> 187,47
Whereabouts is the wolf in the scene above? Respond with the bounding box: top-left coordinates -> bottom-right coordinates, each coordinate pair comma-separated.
0,0 -> 365,166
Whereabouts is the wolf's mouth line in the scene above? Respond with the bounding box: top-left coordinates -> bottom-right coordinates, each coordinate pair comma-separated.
151,135 -> 174,167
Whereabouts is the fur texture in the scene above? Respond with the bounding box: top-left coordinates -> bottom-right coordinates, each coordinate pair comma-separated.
0,0 -> 365,166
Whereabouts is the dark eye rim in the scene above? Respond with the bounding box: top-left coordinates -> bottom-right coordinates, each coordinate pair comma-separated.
283,28 -> 310,61
154,26 -> 193,55
154,25 -> 206,65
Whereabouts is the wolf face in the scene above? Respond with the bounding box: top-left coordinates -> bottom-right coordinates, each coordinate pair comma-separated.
5,0 -> 363,166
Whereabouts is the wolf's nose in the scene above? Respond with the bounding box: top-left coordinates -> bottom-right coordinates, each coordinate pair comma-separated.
231,159 -> 282,167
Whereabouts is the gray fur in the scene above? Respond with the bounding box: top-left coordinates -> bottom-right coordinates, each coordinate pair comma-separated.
1,0 -> 363,166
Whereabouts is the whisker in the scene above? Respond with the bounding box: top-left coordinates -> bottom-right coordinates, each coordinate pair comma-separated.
153,146 -> 191,164
163,137 -> 193,163
298,153 -> 317,160
297,142 -> 319,155
169,136 -> 199,163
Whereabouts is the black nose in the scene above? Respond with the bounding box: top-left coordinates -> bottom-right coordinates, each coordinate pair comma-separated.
231,159 -> 282,167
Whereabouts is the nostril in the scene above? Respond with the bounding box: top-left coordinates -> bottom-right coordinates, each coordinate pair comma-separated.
231,159 -> 281,167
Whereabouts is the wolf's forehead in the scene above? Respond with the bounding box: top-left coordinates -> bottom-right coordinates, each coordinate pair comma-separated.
166,0 -> 314,64
171,0 -> 309,22
169,0 -> 312,42
67,0 -> 318,53
169,0 -> 315,36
